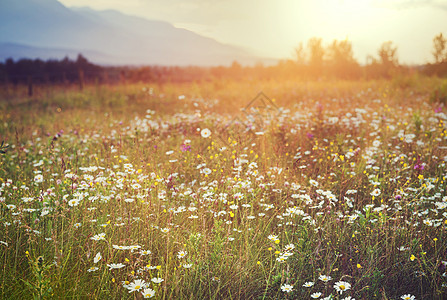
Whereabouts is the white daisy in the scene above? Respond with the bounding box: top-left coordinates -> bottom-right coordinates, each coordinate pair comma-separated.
91,233 -> 106,241
319,275 -> 332,282
280,284 -> 293,293
94,252 -> 102,263
201,128 -> 211,138
303,281 -> 314,287
127,279 -> 146,293
107,263 -> 125,270
151,277 -> 164,284
177,250 -> 187,259
334,281 -> 351,294
142,288 -> 155,298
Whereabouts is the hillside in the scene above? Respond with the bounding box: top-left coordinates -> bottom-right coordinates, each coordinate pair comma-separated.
0,0 -> 265,66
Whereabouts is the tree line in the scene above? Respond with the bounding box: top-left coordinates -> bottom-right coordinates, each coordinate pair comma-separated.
0,54 -> 107,85
290,33 -> 447,79
1,33 -> 447,85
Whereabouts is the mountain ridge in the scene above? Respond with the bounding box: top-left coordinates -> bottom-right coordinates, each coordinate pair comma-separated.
0,0 -> 272,66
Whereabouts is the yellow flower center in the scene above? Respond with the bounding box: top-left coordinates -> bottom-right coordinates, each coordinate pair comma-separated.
340,285 -> 345,290
135,285 -> 140,290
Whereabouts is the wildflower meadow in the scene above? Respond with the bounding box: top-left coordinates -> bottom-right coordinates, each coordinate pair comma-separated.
1,77 -> 446,299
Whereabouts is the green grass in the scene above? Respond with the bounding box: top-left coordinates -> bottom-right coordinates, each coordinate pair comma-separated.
0,77 -> 446,299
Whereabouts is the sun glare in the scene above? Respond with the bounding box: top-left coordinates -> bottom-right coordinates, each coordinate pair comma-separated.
323,0 -> 384,36
322,0 -> 383,24
279,0 -> 385,41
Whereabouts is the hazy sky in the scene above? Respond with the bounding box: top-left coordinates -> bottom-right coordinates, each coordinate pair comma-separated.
59,0 -> 447,64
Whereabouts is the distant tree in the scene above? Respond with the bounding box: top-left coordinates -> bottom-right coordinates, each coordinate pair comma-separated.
378,41 -> 398,68
307,37 -> 325,76
326,39 -> 360,78
230,60 -> 242,77
432,33 -> 447,64
75,54 -> 102,82
364,42 -> 399,78
364,54 -> 380,79
294,42 -> 307,66
4,58 -> 15,83
76,54 -> 89,69
0,62 -> 5,82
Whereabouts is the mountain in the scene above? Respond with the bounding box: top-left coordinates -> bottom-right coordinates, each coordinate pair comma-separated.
0,0 -> 265,66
